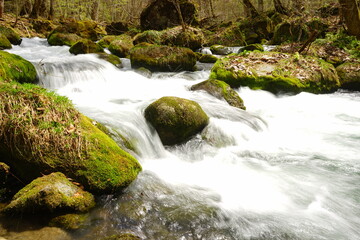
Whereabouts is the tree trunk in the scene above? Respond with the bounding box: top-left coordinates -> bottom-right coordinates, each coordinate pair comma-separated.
171,0 -> 186,31
258,0 -> 264,12
273,0 -> 288,15
243,0 -> 259,18
91,0 -> 99,21
49,0 -> 55,20
0,0 -> 4,19
29,0 -> 46,19
209,0 -> 216,17
339,0 -> 360,39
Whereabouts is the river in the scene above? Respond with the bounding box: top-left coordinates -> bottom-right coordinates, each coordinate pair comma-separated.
5,38 -> 360,240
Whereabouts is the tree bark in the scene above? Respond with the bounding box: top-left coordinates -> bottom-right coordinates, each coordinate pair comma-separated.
171,0 -> 186,31
273,0 -> 288,15
91,0 -> 99,21
243,0 -> 259,18
29,0 -> 46,19
0,0 -> 4,19
338,0 -> 360,39
49,0 -> 55,20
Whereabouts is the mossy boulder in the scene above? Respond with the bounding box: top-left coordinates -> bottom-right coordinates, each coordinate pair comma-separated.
144,96 -> 209,145
130,45 -> 197,72
47,32 -> 82,46
210,51 -> 340,94
0,26 -> 22,45
0,34 -> 12,50
239,15 -> 273,44
206,23 -> 246,46
198,53 -> 218,63
49,213 -> 89,230
191,79 -> 246,110
161,26 -> 205,50
69,39 -> 104,55
0,82 -> 142,194
105,21 -> 129,35
210,45 -> 232,55
97,35 -> 117,48
108,34 -> 134,58
102,233 -> 141,240
96,53 -> 123,68
133,30 -> 163,45
272,21 -> 309,45
140,0 -> 198,30
50,20 -> 106,41
0,51 -> 37,83
336,62 -> 360,91
239,44 -> 264,53
2,172 -> 95,214
31,19 -> 56,36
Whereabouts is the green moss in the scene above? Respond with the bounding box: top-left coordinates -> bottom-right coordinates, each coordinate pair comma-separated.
272,21 -> 309,45
0,34 -> 12,50
96,53 -> 123,68
144,96 -> 209,145
0,82 -> 141,194
69,39 -> 104,55
97,35 -> 117,48
161,26 -> 204,50
102,233 -> 141,240
0,26 -> 21,45
206,23 -> 246,46
198,54 -> 218,63
48,32 -> 82,46
240,44 -> 264,53
133,30 -> 163,45
210,51 -> 340,94
336,62 -> 360,91
191,79 -> 246,110
108,34 -> 134,58
2,172 -> 95,214
0,51 -> 37,83
49,213 -> 89,230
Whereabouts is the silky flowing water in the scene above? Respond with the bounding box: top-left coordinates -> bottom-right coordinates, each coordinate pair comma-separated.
5,38 -> 360,240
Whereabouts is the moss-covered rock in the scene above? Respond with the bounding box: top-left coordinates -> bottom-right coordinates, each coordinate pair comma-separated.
102,233 -> 141,240
239,44 -> 264,53
161,26 -> 204,50
96,53 -> 123,68
144,96 -> 209,145
0,82 -> 142,194
0,34 -> 12,50
336,62 -> 360,91
97,35 -> 117,48
210,51 -> 340,94
0,51 -> 37,83
0,162 -> 10,202
206,23 -> 246,46
133,30 -> 163,45
239,15 -> 273,44
2,227 -> 71,240
31,19 -> 56,36
50,20 -> 106,41
198,53 -> 218,63
47,32 -> 82,46
2,172 -> 95,214
210,45 -> 232,55
191,79 -> 246,110
0,26 -> 22,45
108,34 -> 134,58
140,0 -> 198,31
69,39 -> 104,55
272,21 -> 309,45
49,213 -> 89,230
130,45 -> 197,72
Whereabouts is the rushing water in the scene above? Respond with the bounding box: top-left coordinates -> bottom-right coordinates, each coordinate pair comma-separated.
5,38 -> 360,240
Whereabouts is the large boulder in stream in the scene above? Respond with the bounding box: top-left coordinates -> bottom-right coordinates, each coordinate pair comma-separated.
144,96 -> 209,145
69,39 -> 104,55
0,82 -> 142,194
108,34 -> 134,58
161,26 -> 205,51
47,32 -> 82,46
130,45 -> 197,72
0,26 -> 22,45
210,51 -> 340,94
2,172 -> 95,214
140,0 -> 198,31
336,62 -> 360,91
0,51 -> 37,83
191,79 -> 246,110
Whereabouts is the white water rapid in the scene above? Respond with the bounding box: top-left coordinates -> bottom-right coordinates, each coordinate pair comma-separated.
7,38 -> 360,240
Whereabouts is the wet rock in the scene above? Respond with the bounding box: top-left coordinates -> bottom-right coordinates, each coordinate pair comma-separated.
69,39 -> 104,55
210,51 -> 340,94
134,67 -> 152,78
198,53 -> 218,63
0,26 -> 22,45
49,213 -> 89,230
4,227 -> 71,240
2,172 -> 95,214
191,79 -> 246,110
101,233 -> 141,240
161,26 -> 205,50
239,44 -> 264,53
108,34 -> 134,58
145,96 -> 209,145
47,32 -> 82,46
210,45 -> 232,55
336,62 -> 360,91
96,53 -> 123,68
130,45 -> 197,72
140,0 -> 197,31
0,51 -> 37,83
0,34 -> 12,50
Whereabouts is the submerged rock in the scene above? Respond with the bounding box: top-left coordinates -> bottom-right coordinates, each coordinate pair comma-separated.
49,213 -> 89,230
210,51 -> 340,94
2,172 -> 95,214
130,45 -> 197,72
0,51 -> 37,83
0,82 -> 142,194
140,0 -> 197,30
0,26 -> 22,45
69,39 -> 104,55
336,62 -> 360,91
144,96 -> 209,145
191,79 -> 246,110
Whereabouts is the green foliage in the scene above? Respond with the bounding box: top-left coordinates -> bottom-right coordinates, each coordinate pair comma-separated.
0,51 -> 37,83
